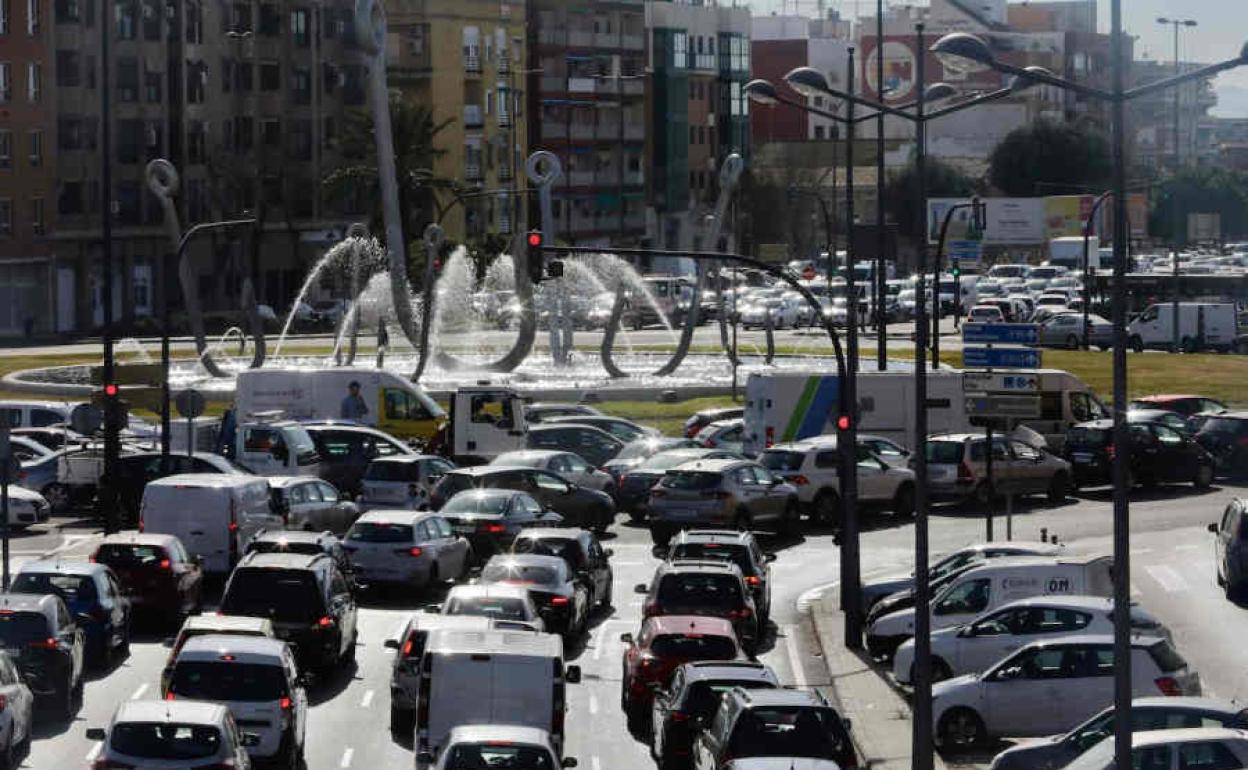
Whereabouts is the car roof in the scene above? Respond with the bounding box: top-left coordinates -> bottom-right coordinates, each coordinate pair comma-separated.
514,527 -> 587,542
1129,696 -> 1243,714
484,554 -> 567,571
957,553 -> 1105,575
679,660 -> 779,685
250,530 -> 332,545
425,627 -> 562,657
447,583 -> 532,600
729,687 -> 827,708
183,614 -> 273,633
993,595 -> 1113,612
16,559 -> 105,577
147,473 -> 266,489
98,531 -> 182,548
1019,633 -> 1165,650
355,509 -> 425,525
657,559 -> 743,576
303,423 -> 404,439
1132,395 -> 1208,403
115,700 -> 229,726
493,450 -> 564,462
447,466 -> 523,477
446,725 -> 554,747
704,418 -> 744,430
643,615 -> 736,636
673,530 -> 754,546
236,551 -> 328,570
367,455 -> 441,465
1127,727 -> 1248,747
265,475 -> 317,488
177,634 -> 289,660
527,423 -> 613,436
1072,419 -> 1115,430
669,458 -> 748,473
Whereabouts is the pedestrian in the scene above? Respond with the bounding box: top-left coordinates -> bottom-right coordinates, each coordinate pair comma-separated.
340,381 -> 369,420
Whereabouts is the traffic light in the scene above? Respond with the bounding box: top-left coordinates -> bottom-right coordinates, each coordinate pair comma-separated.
836,414 -> 851,431
527,230 -> 544,284
99,384 -> 129,432
951,262 -> 961,279
103,383 -> 119,398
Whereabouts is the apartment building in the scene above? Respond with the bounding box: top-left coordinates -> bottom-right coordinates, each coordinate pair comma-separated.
527,0 -> 647,247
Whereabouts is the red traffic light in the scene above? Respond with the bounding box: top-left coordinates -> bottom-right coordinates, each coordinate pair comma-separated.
836,415 -> 850,431
527,231 -> 543,248
103,383 -> 119,397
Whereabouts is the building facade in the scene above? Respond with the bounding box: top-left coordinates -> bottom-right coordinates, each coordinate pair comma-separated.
1130,59 -> 1219,174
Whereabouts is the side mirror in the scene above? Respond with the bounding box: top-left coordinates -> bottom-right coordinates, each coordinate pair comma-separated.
651,545 -> 667,559
162,636 -> 175,648
956,626 -> 972,638
384,639 -> 400,650
565,665 -> 581,684
619,632 -> 634,644
563,759 -> 579,768
85,727 -> 106,741
1209,522 -> 1219,534
240,732 -> 262,748
634,583 -> 648,594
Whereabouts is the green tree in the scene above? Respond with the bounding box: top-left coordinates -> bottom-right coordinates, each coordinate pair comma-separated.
1149,167 -> 1248,242
987,120 -> 1111,196
323,91 -> 458,275
882,156 -> 981,239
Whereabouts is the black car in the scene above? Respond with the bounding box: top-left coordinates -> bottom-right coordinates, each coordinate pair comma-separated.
1126,408 -> 1195,436
616,448 -> 742,521
218,551 -> 358,675
244,529 -> 354,578
0,593 -> 84,718
478,554 -> 590,638
1065,419 -> 1215,489
1196,412 -> 1248,479
114,452 -> 249,521
431,467 -> 615,533
525,424 -> 625,469
511,527 -> 614,610
659,529 -> 776,625
303,423 -> 415,496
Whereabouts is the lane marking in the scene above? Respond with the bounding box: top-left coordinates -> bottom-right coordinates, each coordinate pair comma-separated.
360,689 -> 374,708
340,747 -> 354,768
783,624 -> 808,688
612,561 -> 643,567
589,694 -> 599,715
85,742 -> 103,761
131,683 -> 148,700
592,757 -> 602,770
1131,548 -> 1154,556
1173,544 -> 1200,552
592,620 -> 627,661
1147,564 -> 1189,593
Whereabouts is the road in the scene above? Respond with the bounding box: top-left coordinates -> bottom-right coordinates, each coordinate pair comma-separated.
10,475 -> 1242,770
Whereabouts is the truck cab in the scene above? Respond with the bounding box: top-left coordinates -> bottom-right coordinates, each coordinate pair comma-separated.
443,386 -> 529,465
222,413 -> 322,477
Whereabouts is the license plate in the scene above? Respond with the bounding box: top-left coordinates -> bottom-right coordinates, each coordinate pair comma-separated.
1072,452 -> 1095,463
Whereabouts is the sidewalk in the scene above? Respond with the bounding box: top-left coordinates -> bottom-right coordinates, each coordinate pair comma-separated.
809,588 -> 947,770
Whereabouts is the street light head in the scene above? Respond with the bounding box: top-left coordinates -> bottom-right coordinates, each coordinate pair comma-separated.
1008,65 -> 1055,92
744,79 -> 780,105
1183,20 -> 1198,27
1240,40 -> 1248,64
924,82 -> 959,102
1157,17 -> 1170,24
931,32 -> 995,74
784,67 -> 833,99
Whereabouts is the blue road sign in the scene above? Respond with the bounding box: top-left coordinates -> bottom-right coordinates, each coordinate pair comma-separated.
962,323 -> 1040,345
963,347 -> 1042,369
948,239 -> 983,264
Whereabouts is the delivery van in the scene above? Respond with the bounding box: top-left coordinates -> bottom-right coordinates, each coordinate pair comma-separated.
1127,303 -> 1237,353
414,627 -> 580,767
139,474 -> 284,574
865,553 -> 1114,658
234,368 -> 447,441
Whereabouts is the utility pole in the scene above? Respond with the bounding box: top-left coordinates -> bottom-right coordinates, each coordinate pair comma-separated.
100,0 -> 120,534
875,0 -> 887,371
1158,17 -> 1196,354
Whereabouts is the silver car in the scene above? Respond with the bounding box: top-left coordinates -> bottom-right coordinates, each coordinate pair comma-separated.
358,455 -> 456,511
343,510 -> 471,589
647,458 -> 800,546
87,701 -> 256,770
921,433 -> 1072,507
1039,312 -> 1112,350
267,476 -> 359,534
491,450 -> 616,494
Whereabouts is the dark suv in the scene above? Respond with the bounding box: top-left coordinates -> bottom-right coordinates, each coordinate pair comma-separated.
1196,412 -> 1248,478
431,466 -> 615,533
0,593 -> 84,718
1065,419 -> 1215,489
636,560 -> 760,653
218,552 -> 358,675
659,530 -> 775,625
692,687 -> 855,770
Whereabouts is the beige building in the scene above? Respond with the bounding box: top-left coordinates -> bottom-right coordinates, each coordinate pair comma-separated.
386,0 -> 528,244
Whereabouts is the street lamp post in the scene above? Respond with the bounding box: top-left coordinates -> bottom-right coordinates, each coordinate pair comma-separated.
932,21 -> 1248,770
100,0 -> 119,535
875,0 -> 887,371
1158,17 -> 1197,354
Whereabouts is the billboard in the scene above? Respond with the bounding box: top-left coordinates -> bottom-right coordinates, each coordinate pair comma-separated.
1043,195 -> 1095,238
927,198 -> 1045,245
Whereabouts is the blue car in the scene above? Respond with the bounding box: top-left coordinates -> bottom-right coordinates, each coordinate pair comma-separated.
10,561 -> 131,668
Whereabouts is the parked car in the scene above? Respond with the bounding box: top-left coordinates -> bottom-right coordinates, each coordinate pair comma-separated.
343,510 -> 471,591
5,437 -> 50,463
637,559 -> 760,653
1210,497 -> 1248,598
684,408 -> 745,440
651,660 -> 780,768
1039,313 -> 1113,349
859,434 -> 912,467
922,433 -> 1072,507
510,527 -> 614,610
10,427 -> 86,452
525,424 -> 625,469
1195,412 -> 1248,478
492,450 -> 617,494
431,466 -> 615,533
0,652 -> 31,765
692,419 -> 746,455
267,476 -> 359,534
478,554 -> 591,638
1065,420 -> 1215,489
439,584 -> 543,630
86,700 -> 259,770
431,725 -> 575,770
547,415 -> 659,444
648,458 -> 800,546
303,423 -> 416,496
619,615 -> 743,730
658,529 -> 775,626
0,486 -> 49,530
11,560 -> 130,668
438,489 -> 561,558
616,448 -> 742,521
760,437 -> 917,523
114,452 -> 250,521
161,615 -> 275,694
1130,395 -> 1227,418
1061,729 -> 1248,770
524,402 -> 602,424
691,687 -> 855,770
931,634 -> 1199,747
217,551 -> 358,674
90,532 -> 203,623
990,697 -> 1248,770
966,304 -> 1006,324
0,593 -> 83,718
357,455 -> 456,512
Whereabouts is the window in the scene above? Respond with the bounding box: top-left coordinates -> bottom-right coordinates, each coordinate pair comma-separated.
290,66 -> 309,104
257,2 -> 277,35
185,1 -> 201,42
0,0 -> 8,31
0,130 -> 9,169
117,57 -> 138,101
672,31 -> 687,69
259,60 -> 279,90
144,69 -> 161,102
0,63 -> 9,102
185,60 -> 204,103
1152,424 -> 1184,445
58,181 -> 82,214
934,578 -> 990,616
55,0 -> 78,22
141,0 -> 158,39
235,60 -> 252,91
1019,607 -> 1091,634
186,121 -> 204,163
117,181 -> 141,224
228,0 -> 249,32
1011,441 -> 1041,461
27,129 -> 40,166
288,119 -> 311,160
117,119 -> 141,163
383,389 -> 433,421
114,0 -> 135,38
290,8 -> 307,46
260,118 -> 280,147
0,199 -> 12,235
25,0 -> 37,33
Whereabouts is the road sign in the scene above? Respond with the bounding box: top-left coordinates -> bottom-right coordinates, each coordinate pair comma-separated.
962,323 -> 1040,345
962,347 -> 1042,369
963,372 -> 1040,393
965,393 -> 1043,419
948,239 -> 983,265
175,389 -> 207,420
70,403 -> 104,435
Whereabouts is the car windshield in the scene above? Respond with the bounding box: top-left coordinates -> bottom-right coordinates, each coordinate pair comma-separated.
685,680 -> 776,716
444,743 -> 555,770
11,573 -> 96,604
0,612 -> 49,645
1148,640 -> 1189,672
930,552 -> 978,582
661,471 -> 723,490
726,707 -> 846,760
219,569 -> 323,623
94,544 -> 168,567
109,723 -> 222,760
446,596 -> 529,621
1068,427 -> 1110,448
347,522 -> 413,543
441,494 -> 510,516
759,451 -> 804,472
482,564 -> 561,587
657,574 -> 743,608
168,661 -> 288,702
670,543 -> 753,576
364,462 -> 421,482
925,442 -> 964,464
650,634 -> 736,659
1064,736 -> 1115,770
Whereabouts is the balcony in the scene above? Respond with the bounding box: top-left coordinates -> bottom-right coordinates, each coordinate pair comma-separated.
623,123 -> 645,141
497,57 -> 510,74
620,79 -> 644,95
569,30 -> 594,46
541,76 -> 566,92
570,123 -> 595,140
498,163 -> 513,181
568,77 -> 596,94
570,170 -> 594,186
464,55 -> 481,74
498,215 -> 513,234
620,34 -> 644,50
596,123 -> 618,139
464,163 -> 483,182
540,122 -> 568,139
464,105 -> 484,128
498,111 -> 512,128
594,32 -> 619,48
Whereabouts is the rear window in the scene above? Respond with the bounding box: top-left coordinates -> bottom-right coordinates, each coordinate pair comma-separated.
168,661 -> 288,702
219,569 -> 324,623
726,706 -> 847,760
443,743 -> 555,770
0,611 -> 49,644
650,634 -> 737,660
684,679 -> 776,715
11,573 -> 96,604
759,451 -> 804,473
1148,640 -> 1189,673
1067,427 -> 1110,448
639,453 -> 702,472
364,462 -> 421,482
512,538 -> 584,570
94,544 -> 169,567
657,574 -> 743,608
481,564 -> 561,586
661,471 -> 723,490
924,441 -> 965,464
670,543 -> 753,576
247,540 -> 324,558
109,723 -> 222,760
347,522 -> 413,543
441,494 -> 509,516
446,596 -> 529,622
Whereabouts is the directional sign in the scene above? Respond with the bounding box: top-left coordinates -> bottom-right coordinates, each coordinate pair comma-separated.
963,371 -> 1040,393
965,393 -> 1043,419
963,347 -> 1042,369
962,323 -> 1040,345
948,239 -> 983,265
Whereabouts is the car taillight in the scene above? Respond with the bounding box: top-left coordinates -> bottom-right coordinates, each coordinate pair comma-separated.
478,524 -> 505,534
639,656 -> 653,669
700,489 -> 731,499
1106,443 -> 1116,460
0,693 -> 8,711
401,638 -> 414,656
549,596 -> 569,606
394,546 -> 424,557
28,637 -> 57,650
787,475 -> 810,486
957,462 -> 974,483
137,518 -> 144,533
670,710 -> 689,722
730,608 -> 753,619
744,576 -> 761,586
1237,436 -> 1248,447
280,696 -> 292,710
159,559 -> 172,570
1155,677 -> 1183,696
165,692 -> 175,701
316,616 -> 334,629
642,602 -> 657,616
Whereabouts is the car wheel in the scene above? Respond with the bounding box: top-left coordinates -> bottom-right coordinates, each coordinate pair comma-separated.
627,509 -> 646,524
57,681 -> 74,721
1194,463 -> 1214,489
1130,335 -> 1145,353
972,481 -> 994,508
892,484 -> 916,517
0,725 -> 13,770
938,707 -> 986,748
600,575 -> 613,608
813,490 -> 841,525
1047,472 -> 1070,505
42,483 -> 70,513
390,705 -> 415,737
1066,334 -> 1080,350
342,632 -> 357,666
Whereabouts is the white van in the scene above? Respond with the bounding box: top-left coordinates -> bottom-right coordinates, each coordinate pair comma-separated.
0,400 -> 77,429
865,553 -> 1114,658
139,474 -> 284,574
1127,303 -> 1237,353
415,627 -> 580,768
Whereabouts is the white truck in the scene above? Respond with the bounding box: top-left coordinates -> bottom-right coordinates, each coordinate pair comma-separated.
1048,236 -> 1096,272
1126,302 -> 1238,352
742,368 -> 1108,455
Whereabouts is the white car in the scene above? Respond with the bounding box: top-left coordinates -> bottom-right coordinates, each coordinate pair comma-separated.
430,724 -> 575,769
87,700 -> 257,770
357,455 -> 457,511
491,450 -> 616,494
932,634 -> 1200,748
0,651 -> 31,765
1064,728 -> 1248,770
0,486 -> 50,529
893,596 -> 1170,684
758,437 -> 916,523
439,584 -> 544,631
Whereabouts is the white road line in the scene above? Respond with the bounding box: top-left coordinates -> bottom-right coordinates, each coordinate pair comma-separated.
1131,582 -> 1142,597
85,742 -> 103,761
360,689 -> 374,708
589,694 -> 599,715
592,620 -> 626,661
1173,544 -> 1200,552
131,683 -> 148,700
340,747 -> 355,768
592,757 -> 602,770
1147,564 -> 1189,593
612,561 -> 643,567
783,624 -> 808,688
1131,548 -> 1154,556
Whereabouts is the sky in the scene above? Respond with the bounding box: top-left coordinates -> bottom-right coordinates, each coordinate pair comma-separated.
746,0 -> 1248,117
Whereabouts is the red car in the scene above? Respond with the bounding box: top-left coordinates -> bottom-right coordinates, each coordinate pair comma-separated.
90,532 -> 203,625
619,615 -> 742,730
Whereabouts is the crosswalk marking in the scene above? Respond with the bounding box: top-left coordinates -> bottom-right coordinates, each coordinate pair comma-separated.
1146,564 -> 1189,593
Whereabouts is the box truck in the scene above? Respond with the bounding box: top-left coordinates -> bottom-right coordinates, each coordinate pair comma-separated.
1127,302 -> 1237,352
